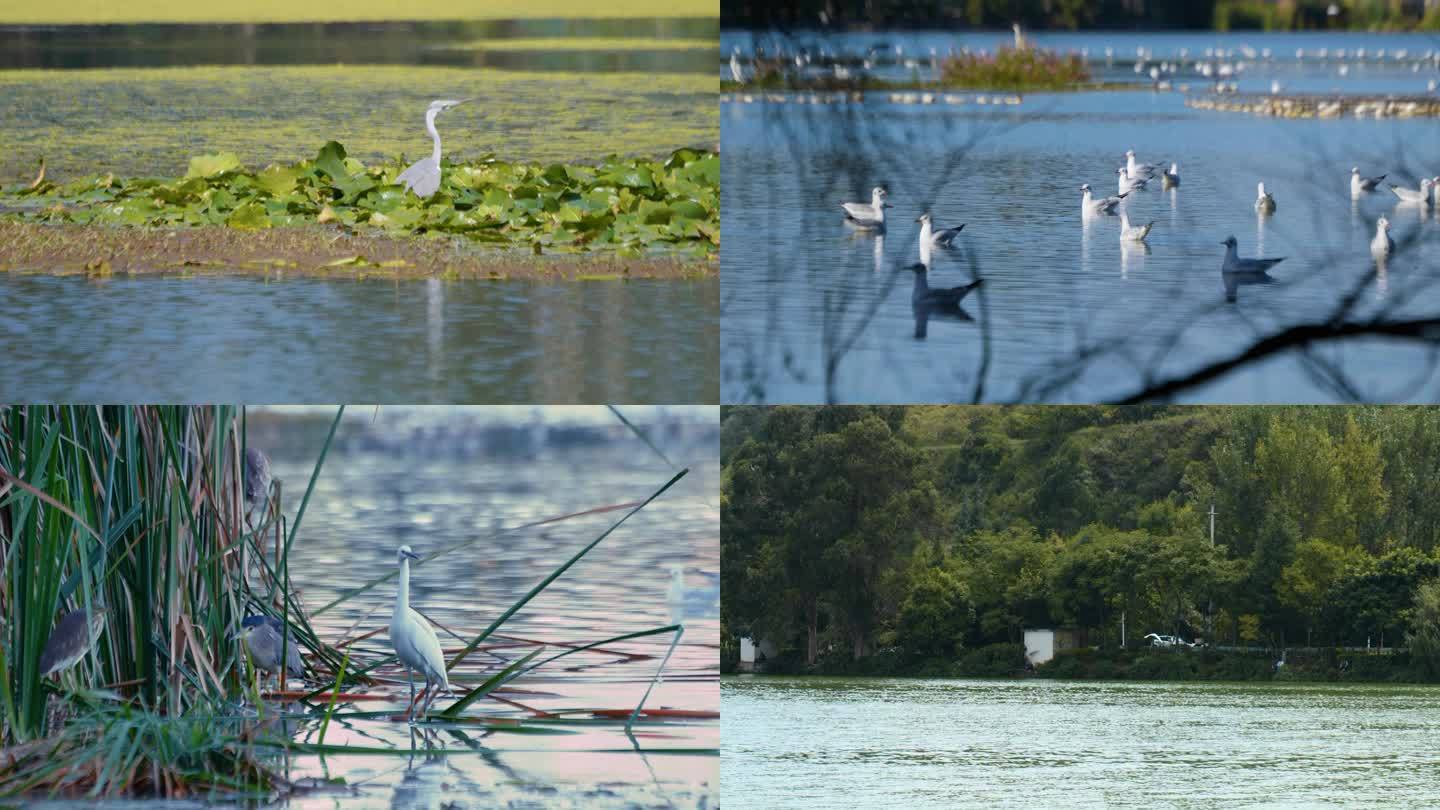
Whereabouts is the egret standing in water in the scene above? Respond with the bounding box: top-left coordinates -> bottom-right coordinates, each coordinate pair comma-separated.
627,566 -> 689,734
390,545 -> 451,722
398,99 -> 475,199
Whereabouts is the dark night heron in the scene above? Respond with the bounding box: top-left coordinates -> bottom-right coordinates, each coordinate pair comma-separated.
243,446 -> 273,528
389,545 -> 451,722
397,98 -> 476,199
39,606 -> 107,679
231,615 -> 304,690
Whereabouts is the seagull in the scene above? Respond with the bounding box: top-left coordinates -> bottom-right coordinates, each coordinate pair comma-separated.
1351,167 -> 1386,197
1125,149 -> 1161,178
1081,184 -> 1127,216
1371,216 -> 1394,257
1162,163 -> 1181,189
1433,177 -> 1440,208
842,187 -> 891,228
1119,212 -> 1154,242
1118,167 -> 1148,195
1220,235 -> 1285,273
1255,182 -> 1276,214
1390,178 -> 1434,205
916,213 -> 965,247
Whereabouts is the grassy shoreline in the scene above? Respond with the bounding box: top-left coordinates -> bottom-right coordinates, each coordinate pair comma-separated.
0,221 -> 716,279
730,645 -> 1429,684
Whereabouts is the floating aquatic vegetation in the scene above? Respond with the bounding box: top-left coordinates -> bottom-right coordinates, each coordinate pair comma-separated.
2,143 -> 719,258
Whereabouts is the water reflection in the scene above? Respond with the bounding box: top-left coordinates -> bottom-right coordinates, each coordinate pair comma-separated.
908,261 -> 978,340
1223,268 -> 1278,303
0,19 -> 718,72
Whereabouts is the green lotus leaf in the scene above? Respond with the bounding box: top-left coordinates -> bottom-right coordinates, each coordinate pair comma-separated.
226,202 -> 271,229
185,152 -> 242,179
257,165 -> 301,197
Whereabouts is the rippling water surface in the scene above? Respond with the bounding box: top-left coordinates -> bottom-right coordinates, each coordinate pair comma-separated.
721,31 -> 1440,403
723,676 -> 1440,807
0,276 -> 719,403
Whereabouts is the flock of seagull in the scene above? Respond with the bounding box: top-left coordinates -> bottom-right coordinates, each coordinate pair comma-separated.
841,148 -> 1434,293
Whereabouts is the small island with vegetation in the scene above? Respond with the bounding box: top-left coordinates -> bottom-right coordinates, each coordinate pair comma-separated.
722,405 -> 1440,684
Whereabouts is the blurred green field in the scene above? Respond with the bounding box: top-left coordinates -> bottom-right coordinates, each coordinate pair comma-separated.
0,65 -> 717,182
0,0 -> 716,24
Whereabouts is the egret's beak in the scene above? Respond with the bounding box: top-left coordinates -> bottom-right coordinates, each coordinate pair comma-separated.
455,97 -> 478,107
402,549 -> 421,561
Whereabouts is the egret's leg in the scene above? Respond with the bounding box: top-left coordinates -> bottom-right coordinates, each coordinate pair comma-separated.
627,626 -> 684,734
406,668 -> 416,724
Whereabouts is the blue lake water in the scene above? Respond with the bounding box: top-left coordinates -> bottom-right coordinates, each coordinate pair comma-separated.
721,31 -> 1440,403
0,275 -> 719,403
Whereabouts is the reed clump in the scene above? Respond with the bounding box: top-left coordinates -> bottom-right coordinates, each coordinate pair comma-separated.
938,47 -> 1089,90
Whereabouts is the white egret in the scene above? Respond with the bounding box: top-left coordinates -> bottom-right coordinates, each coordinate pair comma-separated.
389,545 -> 451,723
398,99 -> 476,199
627,566 -> 688,734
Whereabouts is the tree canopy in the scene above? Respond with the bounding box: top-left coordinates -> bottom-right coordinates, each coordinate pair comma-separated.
722,406 -> 1440,670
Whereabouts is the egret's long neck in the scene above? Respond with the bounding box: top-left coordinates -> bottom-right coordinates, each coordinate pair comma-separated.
425,110 -> 442,164
397,558 -> 411,613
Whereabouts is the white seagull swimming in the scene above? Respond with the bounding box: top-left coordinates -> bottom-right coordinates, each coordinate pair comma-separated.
1081,184 -> 1127,216
1117,167 -> 1148,195
1389,178 -> 1433,205
1255,182 -> 1276,214
1119,212 -> 1154,242
1350,166 -> 1386,197
1125,149 -> 1161,179
917,213 -> 965,247
842,186 -> 892,227
1162,163 -> 1181,189
1371,216 -> 1394,257
1220,235 -> 1286,273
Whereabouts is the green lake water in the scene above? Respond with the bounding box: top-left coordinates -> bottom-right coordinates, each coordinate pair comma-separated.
723,676 -> 1440,807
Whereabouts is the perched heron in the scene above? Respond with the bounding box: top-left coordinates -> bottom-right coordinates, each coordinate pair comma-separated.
39,606 -> 107,679
627,566 -> 688,734
397,98 -> 476,199
389,545 -> 451,722
231,615 -> 304,690
243,447 -> 272,528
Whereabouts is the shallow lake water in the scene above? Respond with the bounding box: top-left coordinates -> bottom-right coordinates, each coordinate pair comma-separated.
0,276 -> 719,403
247,407 -> 719,807
721,31 -> 1440,403
723,675 -> 1440,807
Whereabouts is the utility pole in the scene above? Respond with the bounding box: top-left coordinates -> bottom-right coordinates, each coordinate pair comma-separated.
1207,504 -> 1218,644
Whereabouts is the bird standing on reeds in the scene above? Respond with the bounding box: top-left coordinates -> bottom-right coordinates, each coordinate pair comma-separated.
243,447 -> 273,529
231,615 -> 304,692
389,545 -> 452,723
